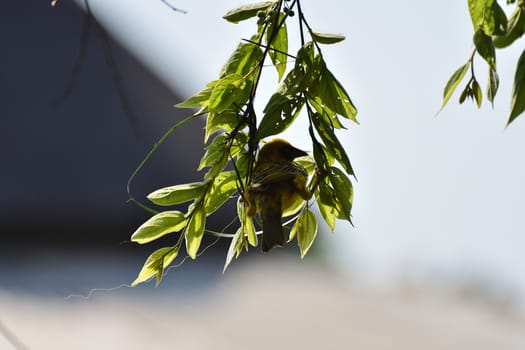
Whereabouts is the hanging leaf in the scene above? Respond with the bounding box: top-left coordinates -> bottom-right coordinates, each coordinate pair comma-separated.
327,166 -> 353,222
204,171 -> 238,214
147,182 -> 206,206
316,63 -> 358,123
237,197 -> 257,247
471,79 -> 483,108
508,49 -> 525,125
442,62 -> 470,109
223,1 -> 275,23
223,228 -> 243,273
131,246 -> 179,287
185,205 -> 206,259
220,41 -> 264,78
468,0 -> 496,34
487,67 -> 499,106
208,74 -> 251,114
311,32 -> 346,44
473,29 -> 496,69
131,211 -> 187,244
267,13 -> 288,80
295,209 -> 318,258
494,6 -> 525,48
311,112 -> 354,175
205,108 -> 240,142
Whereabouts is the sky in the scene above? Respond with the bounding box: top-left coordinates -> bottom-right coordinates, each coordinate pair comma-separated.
79,0 -> 525,306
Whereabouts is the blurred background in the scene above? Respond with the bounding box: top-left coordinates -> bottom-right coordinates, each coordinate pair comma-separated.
1,0 -> 525,349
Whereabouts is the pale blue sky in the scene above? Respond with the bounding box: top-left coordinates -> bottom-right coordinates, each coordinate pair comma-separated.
81,0 -> 525,306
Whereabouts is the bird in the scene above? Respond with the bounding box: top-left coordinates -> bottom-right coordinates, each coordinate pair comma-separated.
245,138 -> 312,252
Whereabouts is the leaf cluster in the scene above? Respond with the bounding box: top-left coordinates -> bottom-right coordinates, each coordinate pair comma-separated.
441,0 -> 525,125
130,0 -> 357,286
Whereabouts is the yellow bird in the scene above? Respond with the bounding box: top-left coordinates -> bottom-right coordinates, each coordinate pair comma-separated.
246,139 -> 312,252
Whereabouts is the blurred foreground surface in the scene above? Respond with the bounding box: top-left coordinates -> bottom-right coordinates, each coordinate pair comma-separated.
1,256 -> 524,350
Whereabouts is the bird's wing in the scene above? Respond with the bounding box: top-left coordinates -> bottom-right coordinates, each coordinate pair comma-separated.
250,162 -> 307,191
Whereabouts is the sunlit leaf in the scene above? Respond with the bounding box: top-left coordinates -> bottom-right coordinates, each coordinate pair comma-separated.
185,205 -> 206,259
328,166 -> 353,222
257,93 -> 304,139
468,0 -> 496,34
459,85 -> 471,104
508,49 -> 525,126
209,74 -> 250,113
223,228 -> 243,272
442,62 -> 470,109
223,1 -> 275,23
311,112 -> 354,175
267,13 -> 288,81
317,197 -> 336,231
220,41 -> 264,78
472,79 -> 482,108
473,29 -> 496,69
204,171 -> 238,214
175,82 -> 216,109
492,2 -> 508,36
237,197 -> 257,247
309,96 -> 345,129
296,209 -> 318,258
131,246 -> 178,287
311,32 -> 346,44
316,63 -> 358,123
147,182 -> 206,206
131,211 -> 187,244
487,67 -> 499,107
494,6 -> 525,48
205,109 -> 239,142
199,134 -> 232,181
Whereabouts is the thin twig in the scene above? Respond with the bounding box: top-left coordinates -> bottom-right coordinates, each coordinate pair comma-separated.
160,0 -> 187,14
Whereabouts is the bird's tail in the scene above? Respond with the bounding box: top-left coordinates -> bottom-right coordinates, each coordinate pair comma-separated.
260,201 -> 285,252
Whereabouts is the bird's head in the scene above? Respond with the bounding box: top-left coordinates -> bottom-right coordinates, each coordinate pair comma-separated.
257,138 -> 308,163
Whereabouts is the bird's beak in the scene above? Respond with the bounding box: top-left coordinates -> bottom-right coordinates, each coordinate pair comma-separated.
285,145 -> 308,160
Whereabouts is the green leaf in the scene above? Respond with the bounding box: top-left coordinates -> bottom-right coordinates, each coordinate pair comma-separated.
459,85 -> 471,104
199,134 -> 231,181
317,198 -> 336,231
204,171 -> 238,214
208,74 -> 250,113
328,166 -> 353,222
185,205 -> 206,259
508,49 -> 525,125
131,246 -> 179,287
237,197 -> 257,247
468,0 -> 496,34
309,96 -> 345,129
487,67 -> 499,106
220,41 -> 264,78
223,1 -> 275,23
295,209 -> 318,258
311,32 -> 346,44
442,63 -> 470,109
474,29 -> 496,69
131,211 -> 187,244
175,82 -> 216,110
316,63 -> 358,123
147,182 -> 206,206
205,109 -> 239,142
494,6 -> 525,48
257,94 -> 304,139
492,2 -> 508,35
267,13 -> 288,81
311,112 -> 354,176
223,228 -> 243,273
472,79 -> 483,108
